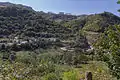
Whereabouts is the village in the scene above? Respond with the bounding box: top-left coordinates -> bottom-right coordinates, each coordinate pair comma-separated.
0,36 -> 59,50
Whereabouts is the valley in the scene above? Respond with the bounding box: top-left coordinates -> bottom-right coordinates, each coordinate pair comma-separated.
0,1 -> 119,80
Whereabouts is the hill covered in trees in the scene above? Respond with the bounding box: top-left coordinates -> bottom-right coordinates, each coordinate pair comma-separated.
0,2 -> 119,50
0,2 -> 91,52
62,12 -> 120,44
63,12 -> 120,32
0,2 -> 71,39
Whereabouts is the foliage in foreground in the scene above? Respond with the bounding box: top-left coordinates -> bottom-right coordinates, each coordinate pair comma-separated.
0,50 -> 85,80
94,25 -> 120,79
0,49 -> 115,80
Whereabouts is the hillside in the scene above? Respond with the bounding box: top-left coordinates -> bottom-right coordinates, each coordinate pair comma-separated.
0,2 -> 119,48
63,12 -> 120,44
0,2 -> 91,51
64,12 -> 120,32
0,2 -> 71,39
0,2 -> 119,49
83,12 -> 120,32
39,11 -> 77,22
38,11 -> 120,33
0,2 -> 119,80
83,12 -> 120,44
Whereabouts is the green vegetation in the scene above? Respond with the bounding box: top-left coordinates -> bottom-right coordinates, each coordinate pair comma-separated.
0,3 -> 71,39
0,49 -> 115,80
0,1 -> 119,80
94,25 -> 120,79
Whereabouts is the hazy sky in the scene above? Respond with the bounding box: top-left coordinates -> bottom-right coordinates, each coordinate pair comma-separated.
0,0 -> 119,16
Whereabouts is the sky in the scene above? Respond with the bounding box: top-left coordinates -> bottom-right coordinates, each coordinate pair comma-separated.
0,0 -> 119,16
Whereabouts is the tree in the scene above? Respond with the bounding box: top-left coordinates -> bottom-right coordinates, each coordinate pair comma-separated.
95,25 -> 120,78
117,0 -> 120,4
117,0 -> 120,12
94,1 -> 120,78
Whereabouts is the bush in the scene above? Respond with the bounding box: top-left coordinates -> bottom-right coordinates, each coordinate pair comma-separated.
94,25 -> 120,79
62,70 -> 79,80
43,73 -> 60,80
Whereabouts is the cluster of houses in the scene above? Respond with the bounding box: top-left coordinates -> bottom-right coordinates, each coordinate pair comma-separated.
0,36 -> 59,50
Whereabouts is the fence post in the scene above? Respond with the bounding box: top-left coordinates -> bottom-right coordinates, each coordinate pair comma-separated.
85,72 -> 92,80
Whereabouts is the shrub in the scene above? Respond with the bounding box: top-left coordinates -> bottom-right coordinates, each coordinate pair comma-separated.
42,73 -> 60,80
62,70 -> 79,80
